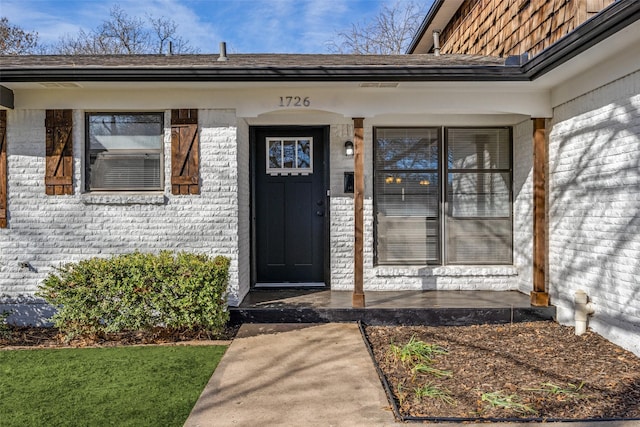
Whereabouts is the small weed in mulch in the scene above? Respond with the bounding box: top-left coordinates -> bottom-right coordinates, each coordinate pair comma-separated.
365,322 -> 640,421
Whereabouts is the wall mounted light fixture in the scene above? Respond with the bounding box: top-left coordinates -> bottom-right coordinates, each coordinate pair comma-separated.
344,140 -> 354,157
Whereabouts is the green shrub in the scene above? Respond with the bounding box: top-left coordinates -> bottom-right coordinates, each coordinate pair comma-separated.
38,251 -> 230,339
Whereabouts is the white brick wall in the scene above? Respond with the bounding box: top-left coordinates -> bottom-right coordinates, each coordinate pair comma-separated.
513,120 -> 534,294
329,196 -> 354,288
548,71 -> 640,355
0,108 -> 242,323
329,123 -> 355,289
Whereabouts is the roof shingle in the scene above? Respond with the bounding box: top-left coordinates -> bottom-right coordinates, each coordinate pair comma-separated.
0,53 -> 524,83
0,53 -> 505,69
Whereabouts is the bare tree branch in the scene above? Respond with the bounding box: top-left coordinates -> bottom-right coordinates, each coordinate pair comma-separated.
99,5 -> 149,54
0,17 -> 39,54
327,1 -> 425,55
52,4 -> 196,55
148,15 -> 197,54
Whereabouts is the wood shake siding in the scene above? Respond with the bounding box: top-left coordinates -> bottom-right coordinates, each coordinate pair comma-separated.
439,0 -> 615,58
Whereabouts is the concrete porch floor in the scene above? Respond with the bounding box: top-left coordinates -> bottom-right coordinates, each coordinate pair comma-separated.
230,289 -> 556,326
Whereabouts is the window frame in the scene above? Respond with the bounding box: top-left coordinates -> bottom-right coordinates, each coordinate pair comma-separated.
84,112 -> 165,192
373,126 -> 513,266
373,127 -> 442,265
265,137 -> 314,176
444,126 -> 514,265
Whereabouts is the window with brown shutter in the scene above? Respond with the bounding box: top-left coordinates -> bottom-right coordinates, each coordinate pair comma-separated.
0,110 -> 7,228
171,109 -> 199,195
45,109 -> 73,195
85,113 -> 163,191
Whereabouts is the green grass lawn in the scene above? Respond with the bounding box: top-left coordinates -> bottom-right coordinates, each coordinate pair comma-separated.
0,345 -> 226,427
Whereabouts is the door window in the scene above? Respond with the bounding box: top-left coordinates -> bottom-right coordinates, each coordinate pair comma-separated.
266,137 -> 313,175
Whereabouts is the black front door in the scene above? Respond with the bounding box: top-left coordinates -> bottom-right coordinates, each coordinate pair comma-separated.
252,127 -> 327,285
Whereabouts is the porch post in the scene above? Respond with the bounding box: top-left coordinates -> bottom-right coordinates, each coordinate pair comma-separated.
531,118 -> 550,306
352,118 -> 365,308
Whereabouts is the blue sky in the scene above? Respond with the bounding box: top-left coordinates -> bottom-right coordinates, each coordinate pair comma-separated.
2,0 -> 433,53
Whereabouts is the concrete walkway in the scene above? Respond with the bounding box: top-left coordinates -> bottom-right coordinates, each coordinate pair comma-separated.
185,323 -> 640,427
185,323 -> 395,426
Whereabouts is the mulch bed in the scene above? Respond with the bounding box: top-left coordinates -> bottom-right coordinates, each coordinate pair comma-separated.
0,325 -> 239,349
364,322 -> 640,421
4,321 -> 640,421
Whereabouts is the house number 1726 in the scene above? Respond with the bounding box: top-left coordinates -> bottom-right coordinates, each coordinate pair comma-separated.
279,96 -> 311,107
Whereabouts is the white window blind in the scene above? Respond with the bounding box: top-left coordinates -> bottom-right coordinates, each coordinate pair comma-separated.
374,128 -> 440,264
445,128 -> 512,264
86,113 -> 163,191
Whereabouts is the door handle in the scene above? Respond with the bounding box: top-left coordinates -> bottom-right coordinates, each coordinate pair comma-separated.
316,211 -> 324,217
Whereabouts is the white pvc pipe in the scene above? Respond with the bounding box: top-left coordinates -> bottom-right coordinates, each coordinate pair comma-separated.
575,290 -> 595,336
433,30 -> 441,56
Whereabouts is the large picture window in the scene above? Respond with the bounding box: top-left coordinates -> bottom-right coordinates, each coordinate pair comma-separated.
374,127 -> 512,265
86,113 -> 163,191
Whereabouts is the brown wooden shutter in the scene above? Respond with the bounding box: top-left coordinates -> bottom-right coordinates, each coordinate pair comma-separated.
171,109 -> 199,195
45,110 -> 73,195
0,110 -> 7,228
